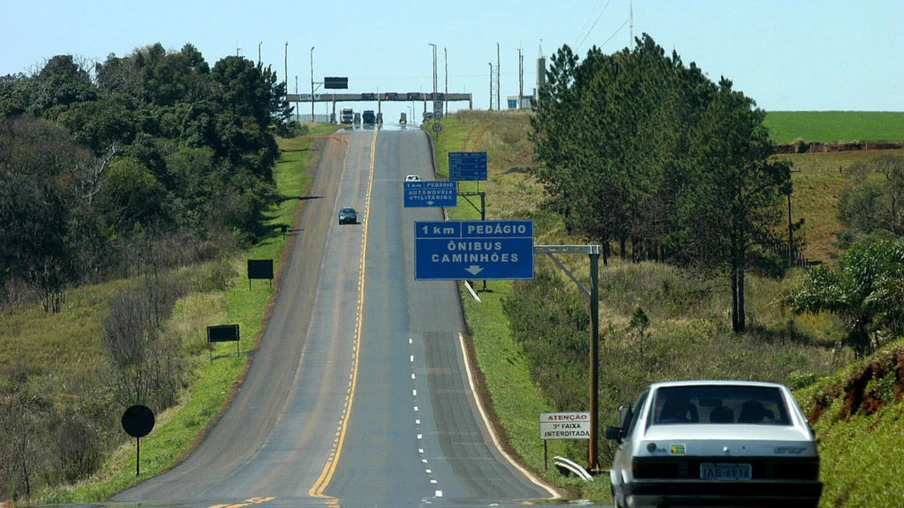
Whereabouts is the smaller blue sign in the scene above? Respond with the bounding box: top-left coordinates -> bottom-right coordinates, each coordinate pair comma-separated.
449,152 -> 488,182
404,181 -> 458,208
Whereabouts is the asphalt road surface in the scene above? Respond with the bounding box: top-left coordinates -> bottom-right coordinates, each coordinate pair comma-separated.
106,126 -> 565,508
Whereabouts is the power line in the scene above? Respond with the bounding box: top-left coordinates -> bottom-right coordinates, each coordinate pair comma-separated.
575,0 -> 607,47
576,0 -> 613,52
599,18 -> 630,50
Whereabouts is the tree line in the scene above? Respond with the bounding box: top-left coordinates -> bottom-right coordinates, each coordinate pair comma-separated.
523,34 -> 904,371
0,43 -> 296,313
507,37 -> 904,463
0,42 -> 295,500
529,34 -> 793,332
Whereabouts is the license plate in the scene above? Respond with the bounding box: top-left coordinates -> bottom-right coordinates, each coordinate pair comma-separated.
700,462 -> 752,480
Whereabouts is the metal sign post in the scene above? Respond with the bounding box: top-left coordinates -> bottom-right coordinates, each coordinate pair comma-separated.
535,245 -> 601,472
121,405 -> 156,476
207,324 -> 241,360
540,411 -> 591,470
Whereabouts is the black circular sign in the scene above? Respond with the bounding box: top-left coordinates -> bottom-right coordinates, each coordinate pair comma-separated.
121,404 -> 155,438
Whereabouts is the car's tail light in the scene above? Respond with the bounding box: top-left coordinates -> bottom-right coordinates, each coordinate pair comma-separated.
767,458 -> 820,481
632,458 -> 690,479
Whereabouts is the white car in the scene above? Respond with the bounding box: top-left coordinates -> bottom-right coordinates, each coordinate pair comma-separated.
604,380 -> 822,508
405,174 -> 421,182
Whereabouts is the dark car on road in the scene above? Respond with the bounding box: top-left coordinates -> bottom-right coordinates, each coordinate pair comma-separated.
338,207 -> 357,225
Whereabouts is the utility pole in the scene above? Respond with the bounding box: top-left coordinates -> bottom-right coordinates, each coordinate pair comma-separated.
284,42 -> 288,88
488,63 -> 493,110
429,43 -> 437,120
786,170 -> 801,266
535,245 -> 601,472
496,42 -> 501,111
788,192 -> 794,266
432,44 -> 438,96
295,75 -> 299,122
630,0 -> 634,48
258,42 -> 262,66
310,46 -> 315,122
444,47 -> 448,116
518,47 -> 523,109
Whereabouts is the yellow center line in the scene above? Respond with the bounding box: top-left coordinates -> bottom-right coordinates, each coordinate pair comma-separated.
210,496 -> 276,508
309,128 -> 378,497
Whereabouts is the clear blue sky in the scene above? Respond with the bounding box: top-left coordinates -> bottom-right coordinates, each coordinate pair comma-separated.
2,0 -> 903,119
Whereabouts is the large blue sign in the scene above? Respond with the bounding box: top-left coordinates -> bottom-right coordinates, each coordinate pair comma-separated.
404,181 -> 457,207
449,152 -> 488,182
414,220 -> 534,281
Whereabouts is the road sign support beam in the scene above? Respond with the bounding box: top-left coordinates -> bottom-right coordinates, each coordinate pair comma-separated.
458,191 -> 486,220
534,244 -> 601,473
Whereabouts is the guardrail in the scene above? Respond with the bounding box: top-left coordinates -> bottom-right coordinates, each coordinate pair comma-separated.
554,456 -> 593,481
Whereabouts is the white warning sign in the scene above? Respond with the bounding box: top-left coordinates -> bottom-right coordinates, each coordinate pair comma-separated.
540,412 -> 591,440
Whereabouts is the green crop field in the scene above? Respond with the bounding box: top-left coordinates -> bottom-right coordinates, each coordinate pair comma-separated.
764,111 -> 904,144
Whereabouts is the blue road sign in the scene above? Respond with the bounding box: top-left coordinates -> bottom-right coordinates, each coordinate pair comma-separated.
405,181 -> 458,207
449,152 -> 488,181
414,220 -> 534,280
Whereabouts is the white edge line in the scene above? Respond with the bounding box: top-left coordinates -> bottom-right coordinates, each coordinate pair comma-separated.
456,331 -> 562,498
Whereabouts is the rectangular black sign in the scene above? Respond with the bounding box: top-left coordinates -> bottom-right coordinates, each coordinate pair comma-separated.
324,77 -> 348,89
207,324 -> 240,343
247,259 -> 274,280
449,152 -> 488,181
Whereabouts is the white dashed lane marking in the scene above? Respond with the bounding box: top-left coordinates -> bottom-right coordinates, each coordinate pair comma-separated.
408,335 -> 441,500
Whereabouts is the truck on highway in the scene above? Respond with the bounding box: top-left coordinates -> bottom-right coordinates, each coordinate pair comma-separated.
340,107 -> 354,125
362,110 -> 376,126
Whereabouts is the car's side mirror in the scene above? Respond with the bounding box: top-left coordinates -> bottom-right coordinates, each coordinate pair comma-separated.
618,405 -> 633,431
604,425 -> 623,442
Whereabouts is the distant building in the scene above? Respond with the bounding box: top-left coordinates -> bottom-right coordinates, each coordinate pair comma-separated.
507,95 -> 534,110
535,56 -> 546,103
506,55 -> 545,110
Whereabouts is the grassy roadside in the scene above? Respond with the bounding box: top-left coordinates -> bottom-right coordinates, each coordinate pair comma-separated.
793,338 -> 904,506
427,109 -> 904,506
431,112 -> 611,500
31,124 -> 338,505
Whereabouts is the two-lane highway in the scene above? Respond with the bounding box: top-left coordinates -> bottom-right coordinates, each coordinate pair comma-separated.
112,127 -> 559,507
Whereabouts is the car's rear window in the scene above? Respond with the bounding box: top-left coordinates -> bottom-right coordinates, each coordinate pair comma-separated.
651,385 -> 791,425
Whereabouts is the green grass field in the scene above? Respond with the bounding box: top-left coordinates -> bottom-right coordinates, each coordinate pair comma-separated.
764,111 -> 904,144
